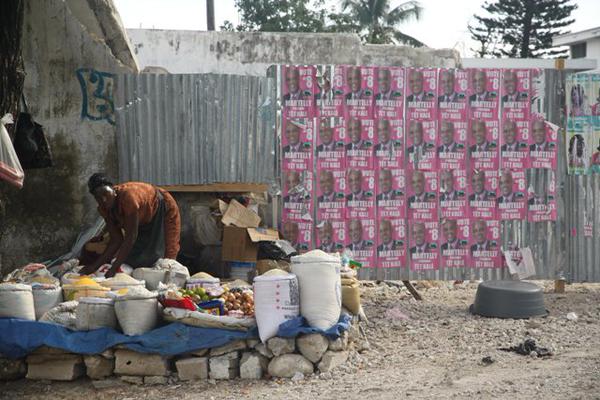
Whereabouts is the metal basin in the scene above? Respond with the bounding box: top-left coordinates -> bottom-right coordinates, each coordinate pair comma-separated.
470,280 -> 548,319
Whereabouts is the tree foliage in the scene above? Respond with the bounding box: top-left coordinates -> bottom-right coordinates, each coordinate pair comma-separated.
468,0 -> 577,58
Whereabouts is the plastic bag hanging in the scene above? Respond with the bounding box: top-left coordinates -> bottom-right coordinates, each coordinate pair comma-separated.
0,114 -> 25,188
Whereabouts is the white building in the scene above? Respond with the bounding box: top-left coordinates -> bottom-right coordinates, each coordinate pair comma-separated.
553,26 -> 600,62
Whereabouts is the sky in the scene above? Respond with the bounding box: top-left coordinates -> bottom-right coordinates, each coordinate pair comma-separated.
113,0 -> 600,57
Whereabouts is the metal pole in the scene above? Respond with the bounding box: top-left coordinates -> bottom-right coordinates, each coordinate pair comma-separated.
206,0 -> 215,31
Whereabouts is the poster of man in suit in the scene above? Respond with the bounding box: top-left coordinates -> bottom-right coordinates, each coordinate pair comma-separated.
282,65 -> 315,119
497,169 -> 526,220
468,170 -> 498,220
407,169 -> 438,221
409,221 -> 439,271
440,218 -> 469,268
469,218 -> 501,268
468,68 -> 500,120
439,169 -> 467,219
346,219 -> 376,268
375,67 -> 404,120
376,168 -> 405,219
377,218 -> 406,268
500,119 -> 529,169
529,119 -> 558,169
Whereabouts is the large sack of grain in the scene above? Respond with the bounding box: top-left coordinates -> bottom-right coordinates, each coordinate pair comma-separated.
114,286 -> 158,336
76,297 -> 118,331
0,283 -> 35,320
32,285 -> 63,320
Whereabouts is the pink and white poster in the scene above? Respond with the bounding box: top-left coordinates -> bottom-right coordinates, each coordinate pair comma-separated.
282,219 -> 312,254
346,218 -> 376,268
376,168 -> 406,219
497,169 -> 527,220
407,169 -> 438,221
469,219 -> 501,268
407,119 -> 437,170
468,170 -> 498,220
316,169 -> 346,220
374,118 -> 404,169
282,170 -> 313,221
501,69 -> 531,120
439,169 -> 467,219
375,67 -> 405,119
468,68 -> 501,120
316,219 -> 346,254
469,118 -> 499,171
528,172 -> 557,222
529,119 -> 558,169
316,117 -> 346,170
409,220 -> 439,271
438,119 -> 467,170
282,118 -> 313,171
440,218 -> 469,268
500,118 -> 530,169
346,168 -> 376,219
345,117 -> 374,169
282,65 -> 315,119
343,66 -> 375,119
406,68 -> 437,120
438,68 -> 468,119
317,65 -> 344,117
377,218 -> 406,268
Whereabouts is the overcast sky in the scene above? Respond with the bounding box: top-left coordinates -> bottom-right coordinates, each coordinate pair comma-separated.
113,0 -> 600,57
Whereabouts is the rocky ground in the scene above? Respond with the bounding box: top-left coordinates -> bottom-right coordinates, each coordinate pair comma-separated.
2,281 -> 600,400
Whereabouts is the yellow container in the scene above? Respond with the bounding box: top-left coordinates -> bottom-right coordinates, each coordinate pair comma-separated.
62,284 -> 109,301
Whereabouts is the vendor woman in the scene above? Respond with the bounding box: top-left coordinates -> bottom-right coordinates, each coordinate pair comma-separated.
80,173 -> 181,278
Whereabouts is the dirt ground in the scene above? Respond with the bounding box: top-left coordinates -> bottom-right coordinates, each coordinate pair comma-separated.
2,281 -> 600,400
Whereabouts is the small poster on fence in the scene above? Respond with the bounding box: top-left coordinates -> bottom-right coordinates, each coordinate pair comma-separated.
282,219 -> 312,253
316,220 -> 346,254
529,119 -> 558,169
497,168 -> 527,221
316,168 -> 346,220
406,67 -> 437,120
316,117 -> 346,170
282,118 -> 313,171
316,65 -> 344,117
440,218 -> 470,268
438,68 -> 468,119
344,66 -> 375,119
438,119 -> 467,170
375,67 -> 404,119
346,168 -> 376,219
527,171 -> 557,222
500,118 -> 530,169
346,218 -> 376,268
282,170 -> 312,221
374,118 -> 404,169
439,169 -> 467,219
500,69 -> 531,121
345,117 -> 374,169
377,218 -> 407,268
407,119 -> 437,170
407,169 -> 438,221
468,169 -> 497,220
469,218 -> 501,268
282,65 -> 315,119
409,220 -> 439,271
469,118 -> 499,171
376,168 -> 406,219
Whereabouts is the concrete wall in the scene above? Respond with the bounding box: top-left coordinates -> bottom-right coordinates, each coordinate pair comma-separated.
127,29 -> 460,75
0,0 -> 137,274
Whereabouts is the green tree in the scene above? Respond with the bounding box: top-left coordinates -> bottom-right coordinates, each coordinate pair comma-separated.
468,0 -> 577,58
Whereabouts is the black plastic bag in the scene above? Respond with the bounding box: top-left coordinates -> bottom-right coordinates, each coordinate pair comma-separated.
14,95 -> 53,169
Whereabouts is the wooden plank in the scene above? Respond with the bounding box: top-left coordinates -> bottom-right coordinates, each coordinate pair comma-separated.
403,280 -> 423,301
160,183 -> 268,193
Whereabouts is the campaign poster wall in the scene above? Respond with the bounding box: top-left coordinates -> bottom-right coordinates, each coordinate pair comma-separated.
497,169 -> 527,220
316,117 -> 346,170
343,66 -> 375,119
567,73 -> 591,119
316,169 -> 346,220
282,65 -> 315,119
438,68 -> 468,119
440,218 -> 469,268
316,219 -> 346,254
407,169 -> 438,221
317,65 -> 344,117
346,218 -> 376,268
469,219 -> 501,268
468,169 -> 498,220
377,168 -> 406,219
282,118 -> 313,171
282,170 -> 313,221
377,218 -> 406,268
530,119 -> 558,169
439,169 -> 467,219
528,171 -> 557,222
468,68 -> 500,120
469,118 -> 499,171
500,118 -> 530,169
282,219 -> 312,254
567,117 -> 592,175
438,119 -> 467,170
346,169 -> 376,219
375,67 -> 404,119
346,117 -> 374,169
374,118 -> 404,169
500,69 -> 531,120
409,220 -> 439,271
407,119 -> 437,170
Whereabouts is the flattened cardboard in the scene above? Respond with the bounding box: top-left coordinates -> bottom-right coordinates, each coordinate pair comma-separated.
221,199 -> 261,228
247,227 -> 279,242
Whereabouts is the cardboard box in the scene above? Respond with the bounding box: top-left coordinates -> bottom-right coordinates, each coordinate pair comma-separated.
221,199 -> 261,228
222,227 -> 279,262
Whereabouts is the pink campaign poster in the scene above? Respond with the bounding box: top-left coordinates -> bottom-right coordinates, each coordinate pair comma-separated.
500,118 -> 530,169
407,119 -> 437,170
468,68 -> 501,120
377,218 -> 406,268
438,68 -> 468,120
375,67 -> 405,119
281,65 -> 315,119
377,168 -> 406,219
440,218 -> 470,268
282,219 -> 312,254
343,66 -> 375,119
317,65 -> 344,117
528,171 -> 557,222
346,168 -> 376,219
346,117 -> 374,169
469,219 -> 501,269
501,69 -> 531,120
282,118 -> 313,171
316,169 -> 346,220
497,169 -> 527,220
346,218 -> 376,268
374,118 -> 404,169
407,169 -> 438,221
406,67 -> 437,120
409,220 -> 439,271
468,170 -> 498,220
282,170 -> 313,221
439,169 -> 467,219
469,118 -> 499,171
316,117 -> 346,170
530,119 -> 558,169
438,119 -> 467,170
316,220 -> 346,254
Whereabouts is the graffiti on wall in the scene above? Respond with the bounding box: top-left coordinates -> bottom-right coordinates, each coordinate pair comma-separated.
76,68 -> 115,125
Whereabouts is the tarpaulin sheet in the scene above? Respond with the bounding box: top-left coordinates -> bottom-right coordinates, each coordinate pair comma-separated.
277,314 -> 352,340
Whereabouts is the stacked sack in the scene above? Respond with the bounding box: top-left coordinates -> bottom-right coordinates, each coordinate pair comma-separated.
340,265 -> 360,315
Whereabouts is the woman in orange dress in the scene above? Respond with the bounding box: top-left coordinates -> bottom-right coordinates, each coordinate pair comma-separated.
80,173 -> 181,278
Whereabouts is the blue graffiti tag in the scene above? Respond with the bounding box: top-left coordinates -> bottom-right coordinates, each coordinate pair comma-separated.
76,68 -> 116,125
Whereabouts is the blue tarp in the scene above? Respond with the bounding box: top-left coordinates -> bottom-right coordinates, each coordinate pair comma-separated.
0,316 -> 351,359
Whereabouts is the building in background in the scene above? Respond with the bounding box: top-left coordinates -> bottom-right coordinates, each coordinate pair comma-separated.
553,26 -> 600,64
